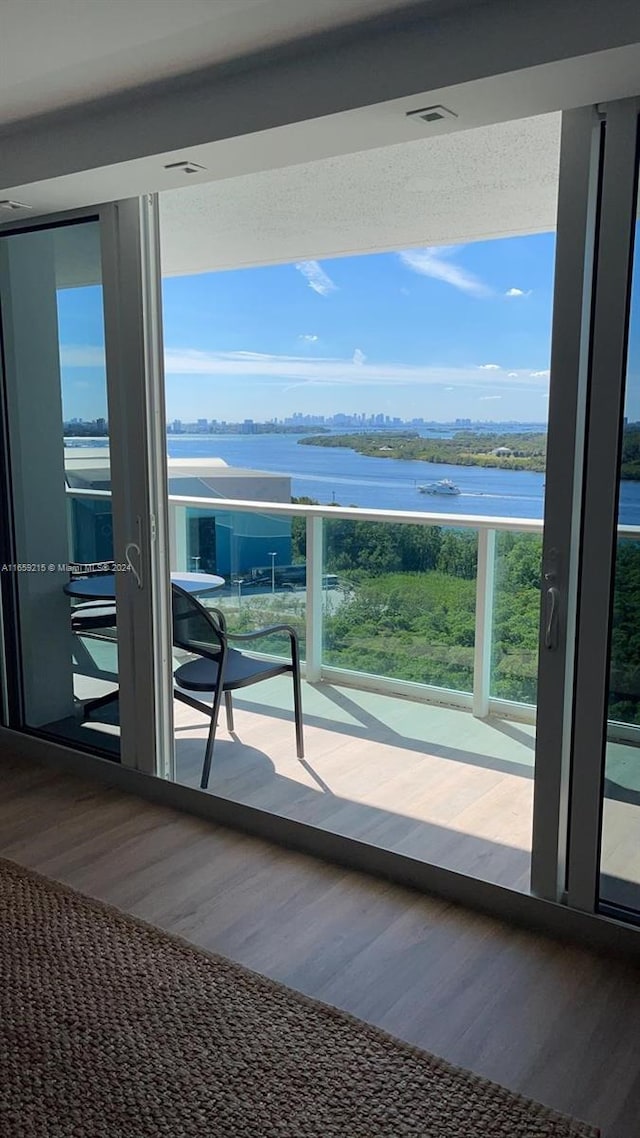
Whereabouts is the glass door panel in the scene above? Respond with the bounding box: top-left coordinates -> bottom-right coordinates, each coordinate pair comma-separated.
599,159 -> 640,915
561,97 -> 640,921
0,219 -> 121,759
159,113 -> 566,895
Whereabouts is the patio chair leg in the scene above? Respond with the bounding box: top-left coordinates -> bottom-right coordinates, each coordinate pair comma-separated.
291,660 -> 304,759
224,690 -> 234,732
201,686 -> 224,790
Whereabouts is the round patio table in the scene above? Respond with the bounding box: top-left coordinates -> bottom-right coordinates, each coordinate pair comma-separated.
64,570 -> 225,600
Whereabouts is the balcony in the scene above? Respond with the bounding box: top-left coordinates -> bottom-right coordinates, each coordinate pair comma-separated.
65,490 -> 640,895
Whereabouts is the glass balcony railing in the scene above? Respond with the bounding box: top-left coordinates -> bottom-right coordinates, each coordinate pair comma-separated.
491,531 -> 543,706
65,487 -> 640,730
320,516 -> 478,694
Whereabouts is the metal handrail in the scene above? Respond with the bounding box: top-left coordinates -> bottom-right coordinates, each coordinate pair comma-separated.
166,493 -> 544,533
65,487 -> 640,539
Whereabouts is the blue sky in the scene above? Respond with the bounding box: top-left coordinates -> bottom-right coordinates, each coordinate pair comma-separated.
59,234 -> 563,423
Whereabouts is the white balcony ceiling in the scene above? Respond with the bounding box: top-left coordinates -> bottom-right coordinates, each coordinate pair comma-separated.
51,110 -> 560,290
159,112 -> 561,275
0,0 -> 443,128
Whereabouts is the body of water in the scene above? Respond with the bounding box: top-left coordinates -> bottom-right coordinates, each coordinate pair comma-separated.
67,432 -> 640,524
166,433 -> 640,525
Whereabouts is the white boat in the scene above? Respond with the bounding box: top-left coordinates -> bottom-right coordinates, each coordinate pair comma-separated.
418,479 -> 461,496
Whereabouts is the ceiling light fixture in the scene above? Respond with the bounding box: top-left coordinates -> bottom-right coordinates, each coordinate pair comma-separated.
405,105 -> 458,126
163,160 -> 206,175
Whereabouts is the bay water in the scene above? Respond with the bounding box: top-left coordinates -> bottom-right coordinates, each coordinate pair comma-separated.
166,433 -> 640,525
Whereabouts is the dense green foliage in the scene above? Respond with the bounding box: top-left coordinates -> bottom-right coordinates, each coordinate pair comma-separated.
291,505 -> 542,700
300,426 -> 640,480
299,431 -> 548,472
608,541 -> 640,722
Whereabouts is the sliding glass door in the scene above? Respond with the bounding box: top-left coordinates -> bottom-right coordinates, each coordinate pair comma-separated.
1,101 -> 640,932
598,172 -> 640,916
0,201 -> 171,775
547,97 -> 640,924
153,96 -> 640,921
558,98 -> 640,921
157,111 -> 570,895
0,219 -> 122,755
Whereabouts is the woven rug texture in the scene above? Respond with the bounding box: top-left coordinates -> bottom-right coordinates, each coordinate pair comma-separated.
0,856 -> 599,1137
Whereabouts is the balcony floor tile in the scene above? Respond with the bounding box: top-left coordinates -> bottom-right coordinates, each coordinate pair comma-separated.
174,678 -> 535,893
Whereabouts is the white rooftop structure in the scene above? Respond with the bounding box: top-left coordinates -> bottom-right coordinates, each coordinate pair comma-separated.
64,447 -> 291,503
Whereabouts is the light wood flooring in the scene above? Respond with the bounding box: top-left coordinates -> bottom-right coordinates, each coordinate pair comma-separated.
0,751 -> 639,1137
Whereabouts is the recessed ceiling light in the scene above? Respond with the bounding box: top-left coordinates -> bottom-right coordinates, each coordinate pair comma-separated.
163,160 -> 206,175
406,105 -> 458,126
0,200 -> 32,211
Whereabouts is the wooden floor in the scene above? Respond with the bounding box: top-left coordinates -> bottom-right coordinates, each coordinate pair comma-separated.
0,751 -> 639,1137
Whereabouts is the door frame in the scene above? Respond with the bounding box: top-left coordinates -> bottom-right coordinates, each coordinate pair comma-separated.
530,106 -> 603,902
0,198 -> 172,778
1,110 -> 639,929
565,98 -> 640,913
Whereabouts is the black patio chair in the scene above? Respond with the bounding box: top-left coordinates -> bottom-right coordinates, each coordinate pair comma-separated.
69,599 -> 118,713
71,600 -> 117,633
171,583 -> 304,789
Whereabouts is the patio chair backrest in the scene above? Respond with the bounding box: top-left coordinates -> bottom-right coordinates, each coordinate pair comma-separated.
171,584 -> 224,658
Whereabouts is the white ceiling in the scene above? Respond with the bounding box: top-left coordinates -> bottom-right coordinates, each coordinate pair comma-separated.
0,0 -> 637,284
49,111 -> 560,289
0,0 -> 434,127
159,113 -> 561,274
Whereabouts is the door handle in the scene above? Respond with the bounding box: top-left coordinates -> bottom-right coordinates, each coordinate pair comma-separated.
124,542 -> 143,588
124,516 -> 143,589
544,585 -> 560,649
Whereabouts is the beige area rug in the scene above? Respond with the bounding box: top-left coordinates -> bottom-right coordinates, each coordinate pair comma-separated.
0,856 -> 598,1138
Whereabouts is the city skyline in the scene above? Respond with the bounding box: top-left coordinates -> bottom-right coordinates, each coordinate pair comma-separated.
64,412 -> 550,433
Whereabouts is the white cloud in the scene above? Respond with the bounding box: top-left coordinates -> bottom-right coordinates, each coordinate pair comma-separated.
62,343 -> 552,398
162,347 -> 551,393
505,287 -> 532,298
507,371 -> 519,378
295,260 -> 337,296
299,333 -> 318,342
398,247 -> 491,297
479,395 -> 502,401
